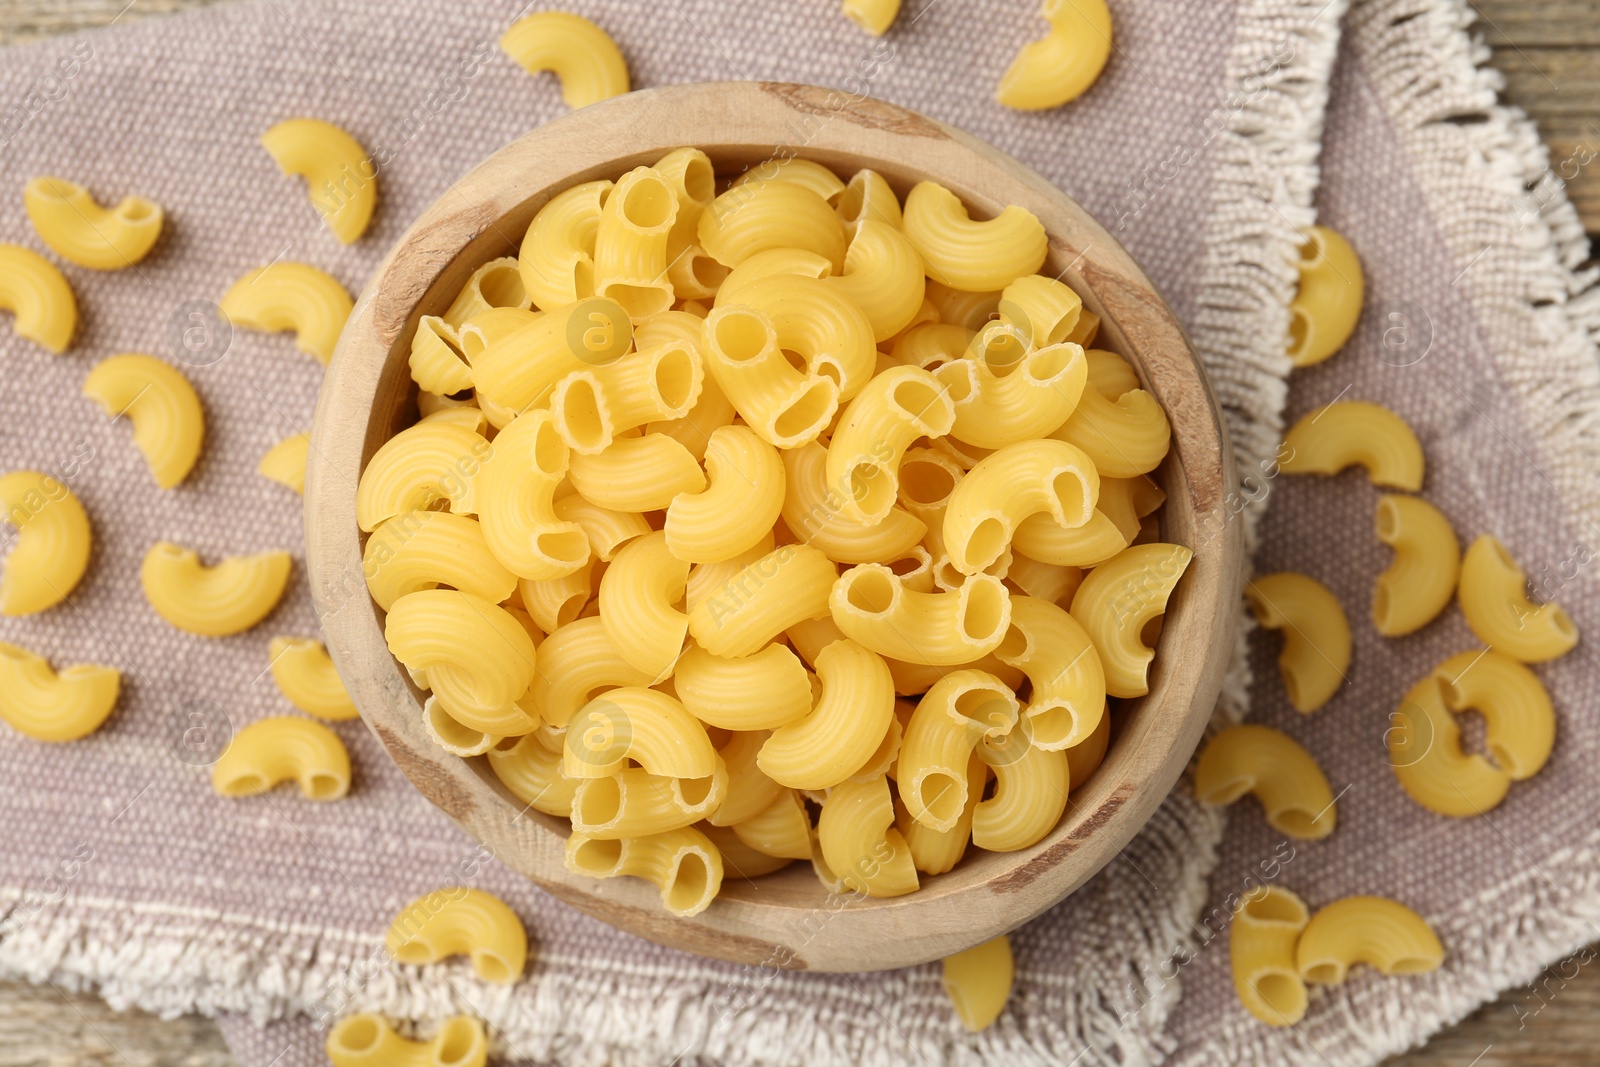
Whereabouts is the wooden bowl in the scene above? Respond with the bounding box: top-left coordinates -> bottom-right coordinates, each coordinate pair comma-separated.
306,81 -> 1242,972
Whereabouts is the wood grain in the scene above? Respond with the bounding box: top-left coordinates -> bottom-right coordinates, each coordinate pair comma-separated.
0,0 -> 1596,1061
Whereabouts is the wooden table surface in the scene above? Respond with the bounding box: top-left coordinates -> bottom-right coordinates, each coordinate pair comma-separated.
1,0 -> 1598,1064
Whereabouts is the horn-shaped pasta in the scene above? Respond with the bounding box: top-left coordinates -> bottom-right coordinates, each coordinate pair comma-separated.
1373,494 -> 1459,636
0,470 -> 92,615
1194,724 -> 1337,839
219,261 -> 353,365
1279,400 -> 1424,491
723,274 -> 877,400
674,642 -> 811,731
832,564 -> 1011,665
258,432 -> 309,494
825,219 -> 925,342
891,322 -> 975,370
593,166 -> 678,321
829,366 -> 956,525
941,935 -> 1014,1033
268,637 -> 357,721
565,825 -> 723,917
716,247 -> 832,306
940,340 -> 1088,453
0,243 -> 77,353
1230,886 -> 1311,1027
597,531 -> 688,680
684,532 -> 775,614
899,670 -> 1018,831
700,823 -> 793,878
1069,542 -> 1190,696
653,146 -> 715,252
1296,896 -> 1444,985
780,441 -> 926,564
550,339 -> 702,455
385,590 -> 538,734
896,754 -> 985,875
1004,551 -> 1084,605
517,179 -> 611,310
1027,508 -> 1132,568
471,296 -> 633,411
362,511 -> 517,612
487,733 -> 579,816
385,887 -> 528,983
500,11 -> 630,109
532,616 -> 653,728
665,425 -> 784,563
1458,535 -> 1579,663
993,595 -> 1106,749
141,542 -> 291,636
563,686 -> 714,779
1389,673 -> 1511,816
1288,227 -> 1365,368
996,0 -> 1113,110
442,258 -> 531,329
729,788 -> 813,859
474,409 -> 588,581
81,353 -> 204,489
902,181 -> 1047,291
699,179 -> 847,271
1245,572 -> 1350,713
212,716 -> 351,801
356,417 -> 490,532
24,176 -> 163,269
706,731 -> 785,827
836,168 -> 904,231
817,775 -> 918,897
571,761 -> 728,838
731,157 -> 849,200
687,543 -> 837,658
1065,702 -> 1111,786
568,432 -> 704,514
700,305 -> 839,449
970,723 -> 1068,851
943,439 -> 1099,575
553,493 -> 649,562
518,557 -> 596,634
0,642 -> 119,742
759,639 -> 895,789
325,1014 -> 487,1067
999,273 -> 1083,347
1434,649 -> 1554,780
422,696 -> 499,758
1049,357 -> 1171,478
260,118 -> 375,245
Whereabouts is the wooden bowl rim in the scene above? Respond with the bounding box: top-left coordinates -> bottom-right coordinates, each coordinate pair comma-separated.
306,80 -> 1242,972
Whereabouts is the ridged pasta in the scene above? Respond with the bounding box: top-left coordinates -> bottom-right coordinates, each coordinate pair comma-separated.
212,716 -> 351,801
1194,724 -> 1337,839
325,1015 -> 486,1067
759,639 -> 895,789
141,542 -> 291,637
594,165 -> 678,321
471,296 -> 633,411
0,641 -> 120,742
674,642 -> 811,731
942,439 -> 1099,574
899,670 -> 1018,831
571,762 -> 727,839
970,725 -> 1068,851
687,543 -> 836,658
24,176 -> 163,269
82,353 -> 204,489
700,304 -> 839,448
826,219 -> 926,341
385,590 -> 538,735
474,409 -> 589,581
1435,649 -> 1555,780
363,510 -> 517,612
828,366 -> 956,525
1230,886 -> 1310,1027
940,335 -> 1088,450
1296,896 -> 1444,984
817,775 -> 918,897
941,935 -> 1014,1032
780,441 -> 926,564
1373,494 -> 1459,636
699,179 -> 847,271
0,243 -> 77,353
721,273 -> 877,400
896,754 -> 986,875
993,595 -> 1106,749
550,339 -> 702,454
386,887 -> 528,983
1288,227 -> 1365,368
219,261 -> 353,364
355,411 -> 491,532
902,181 -> 1047,292
260,118 -> 374,245
665,425 -> 784,563
729,788 -> 813,859
1069,543 -> 1190,697
1458,535 -> 1579,663
443,257 -> 531,329
597,531 -> 689,680
487,733 -> 579,815
269,637 -> 358,721
258,432 -> 309,494
500,11 -> 630,109
996,0 -> 1113,111
1049,352 -> 1171,477
1279,400 -> 1424,491
832,564 -> 1011,665
0,469 -> 92,616
836,168 -> 904,231
569,432 -> 705,512
553,492 -> 650,561
518,179 -> 611,310
1245,572 -> 1350,713
565,825 -> 723,916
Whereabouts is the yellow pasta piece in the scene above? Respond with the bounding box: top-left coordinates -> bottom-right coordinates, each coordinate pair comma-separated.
219,261 -> 353,365
902,181 -> 1047,292
723,273 -> 877,400
444,259 -> 532,330
518,179 -> 612,310
517,557 -> 596,634
832,564 -> 1011,665
141,542 -> 291,637
81,353 -> 204,489
487,733 -> 578,816
1069,542 -> 1190,697
362,511 -> 516,612
687,543 -> 836,658
0,642 -> 119,742
665,425 -> 784,563
1229,886 -> 1310,1027
1296,896 -> 1444,984
24,176 -> 162,269
1458,535 -> 1579,663
729,788 -> 813,859
1389,672 -> 1511,817
1049,354 -> 1171,478
730,158 -> 848,202
827,219 -> 926,342
890,322 -> 974,371
0,243 -> 77,353
258,432 -> 309,494
1194,724 -> 1337,839
941,935 -> 1014,1032
325,1015 -> 486,1067
684,532 -> 775,615
597,531 -> 689,680
996,0 -> 1113,110
471,295 -> 633,411
836,168 -> 904,232
840,0 -> 901,33
970,723 -> 1068,851
894,753 -> 984,875
386,887 -> 527,983
566,824 -> 723,916
1278,400 -> 1424,491
569,432 -> 705,513
1373,494 -> 1459,636
572,761 -> 728,839
594,165 -> 678,321
817,775 -> 918,897
260,118 -> 375,245
268,637 -> 357,721
474,409 -> 588,581
705,731 -> 785,827
1434,649 -> 1555,780
1004,551 -> 1083,606
385,590 -> 538,736
759,639 -> 895,790
700,304 -> 839,449
940,336 -> 1088,451
422,696 -> 499,758
699,179 -> 847,271
563,686 -> 714,780
1065,702 -> 1110,786
1245,572 -> 1350,713
828,366 -> 956,526
0,470 -> 92,616
549,338 -> 702,454
532,615 -> 654,729
699,822 -> 793,878
211,716 -> 350,801
1287,227 -> 1365,368
780,441 -> 926,564
1084,346 -> 1139,398
355,416 -> 490,532
998,273 -> 1083,347
899,670 -> 1018,831
674,642 -> 811,731
942,439 -> 1099,574
500,10 -> 629,108
993,595 -> 1105,749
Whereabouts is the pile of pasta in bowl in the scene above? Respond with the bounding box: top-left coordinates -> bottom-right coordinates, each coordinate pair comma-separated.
355,147 -> 1187,918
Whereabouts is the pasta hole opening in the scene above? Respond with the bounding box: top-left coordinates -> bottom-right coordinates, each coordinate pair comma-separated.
890,378 -> 946,429
427,702 -> 488,751
953,687 -> 1014,733
1552,607 -> 1578,640
772,381 -> 836,442
837,174 -> 868,223
119,199 -> 156,222
435,1017 -> 484,1065
1388,956 -> 1438,976
1050,471 -> 1093,527
995,623 -> 1031,663
887,550 -> 928,579
608,284 -> 671,321
1298,230 -> 1325,265
1198,775 -> 1252,806
1286,308 -> 1310,359
898,457 -> 957,508
391,941 -> 434,965
458,326 -> 489,363
531,419 -> 568,476
962,518 -> 1008,572
1375,497 -> 1402,541
1371,584 -> 1394,631
479,264 -> 528,309
305,773 -> 345,800
575,776 -> 623,828
681,155 -> 716,205
916,771 -> 965,827
1271,807 -> 1325,838
1027,346 -> 1071,383
554,591 -> 587,629
846,461 -> 895,521
1252,974 -> 1306,1019
491,735 -> 522,753
1301,961 -> 1343,985
557,378 -> 609,452
571,836 -> 623,874
665,851 -> 712,912
977,331 -> 1026,376
711,311 -> 770,363
675,774 -> 716,810
330,1016 -> 383,1054
843,568 -> 897,615
961,579 -> 1008,644
620,176 -> 674,230
572,259 -> 596,299
692,254 -> 730,290
932,556 -> 964,592
651,348 -> 697,413
471,950 -> 514,984
809,353 -> 844,385
1140,613 -> 1164,649
1027,704 -> 1075,748
933,361 -> 974,403
1242,891 -> 1308,925
217,773 -> 266,797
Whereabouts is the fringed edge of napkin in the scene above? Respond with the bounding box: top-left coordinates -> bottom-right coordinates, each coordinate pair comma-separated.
0,3 -> 1346,1063
1194,1 -> 1600,1065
